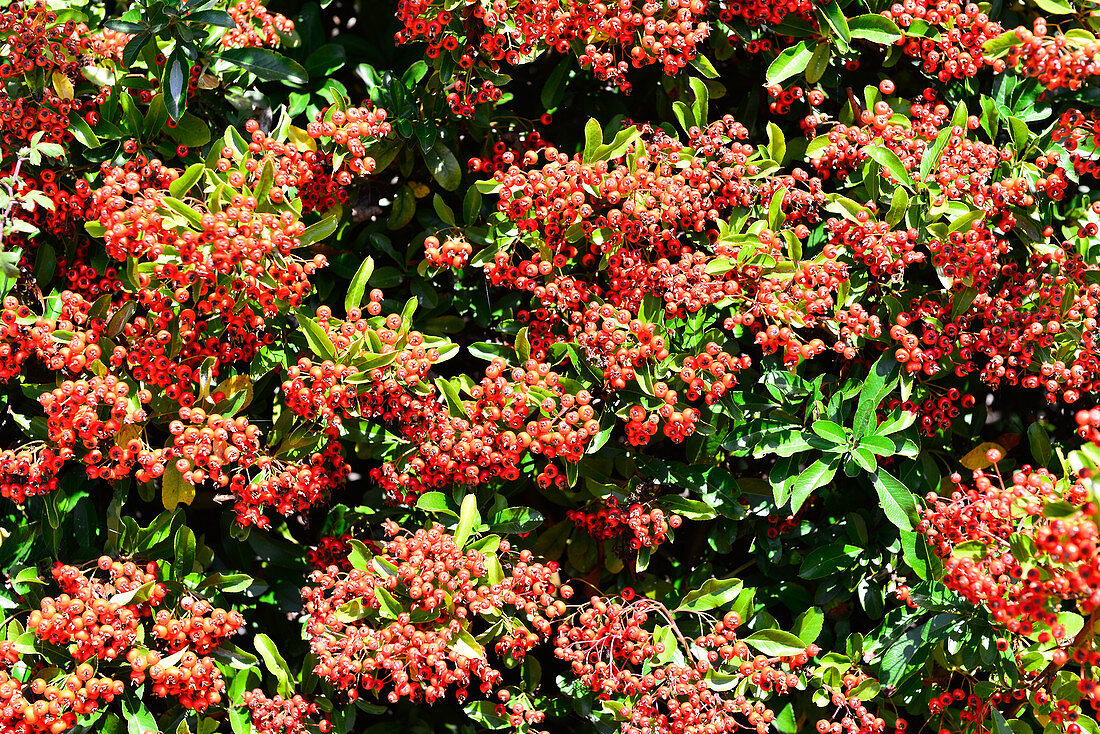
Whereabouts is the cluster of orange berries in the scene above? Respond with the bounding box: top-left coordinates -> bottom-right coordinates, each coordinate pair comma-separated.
307,534 -> 355,571
719,0 -> 814,28
39,376 -> 148,484
885,1 -> 1005,81
242,690 -> 332,734
0,657 -> 124,734
242,106 -> 389,212
469,132 -> 550,177
1076,407 -> 1100,444
555,601 -> 816,734
395,0 -> 708,114
919,453 -> 1100,711
302,522 -> 570,705
926,687 -> 1030,734
885,390 -> 976,437
816,671 -> 906,734
567,496 -> 682,550
4,558 -> 242,733
826,217 -> 922,279
369,354 -> 602,500
1052,108 -> 1100,178
1010,18 -> 1100,92
0,2 -> 100,152
221,0 -> 294,49
30,560 -> 165,662
423,235 -> 472,269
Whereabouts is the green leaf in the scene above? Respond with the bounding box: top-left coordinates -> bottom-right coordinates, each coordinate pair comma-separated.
948,208 -> 984,235
1028,422 -> 1053,468
583,117 -> 603,163
299,212 -> 340,248
162,464 -> 196,511
374,587 -> 402,619
465,701 -> 510,729
790,455 -> 840,513
872,469 -> 917,531
744,629 -> 809,657
433,193 -> 456,225
690,54 -> 719,78
853,355 -> 898,438
806,42 -> 830,84
886,187 -> 909,227
767,122 -> 787,164
991,709 -> 1013,734
416,491 -> 458,517
254,633 -> 294,698
163,47 -> 189,121
490,506 -> 545,533
348,539 -> 372,570
173,526 -> 195,580
169,162 -> 205,198
811,420 -> 847,446
851,446 -> 878,472
541,56 -> 571,109
161,197 -> 203,227
864,145 -> 914,188
218,48 -> 308,85
880,613 -> 954,687
454,493 -> 480,549
820,1 -> 851,43
515,327 -> 531,363
388,184 -> 416,229
676,577 -> 743,612
689,77 -> 709,127
187,9 -> 237,27
123,698 -> 158,734
792,608 -> 824,644
68,114 -> 101,148
463,186 -> 482,225
847,14 -> 903,44
1032,0 -> 1073,13
345,256 -> 375,314
660,496 -> 717,520
920,126 -> 953,180
766,41 -> 814,84
121,32 -> 150,68
799,543 -> 862,579
168,113 -> 212,148
298,314 -> 338,361
422,140 -> 461,191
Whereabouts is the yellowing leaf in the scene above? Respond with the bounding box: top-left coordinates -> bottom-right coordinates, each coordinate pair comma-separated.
51,71 -> 74,100
409,181 -> 431,198
209,373 -> 254,413
288,125 -> 317,152
162,463 -> 196,510
115,423 -> 143,449
959,442 -> 1007,471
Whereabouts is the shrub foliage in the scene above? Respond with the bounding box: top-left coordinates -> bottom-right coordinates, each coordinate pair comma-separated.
2,0 -> 1100,733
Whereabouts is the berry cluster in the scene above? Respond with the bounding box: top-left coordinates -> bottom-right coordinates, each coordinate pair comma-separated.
423,235 -> 472,269
5,558 -> 244,733
242,690 -> 332,734
554,599 -> 816,734
221,0 -> 294,49
394,0 -> 709,114
919,448 -> 1100,716
815,670 -> 906,734
567,496 -> 682,551
1009,18 -> 1100,92
302,521 -> 570,704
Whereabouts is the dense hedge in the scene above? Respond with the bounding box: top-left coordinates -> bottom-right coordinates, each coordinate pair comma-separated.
2,0 -> 1100,733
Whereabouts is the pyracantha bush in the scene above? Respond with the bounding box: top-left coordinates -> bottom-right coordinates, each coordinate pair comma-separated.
3,0 -> 1100,732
